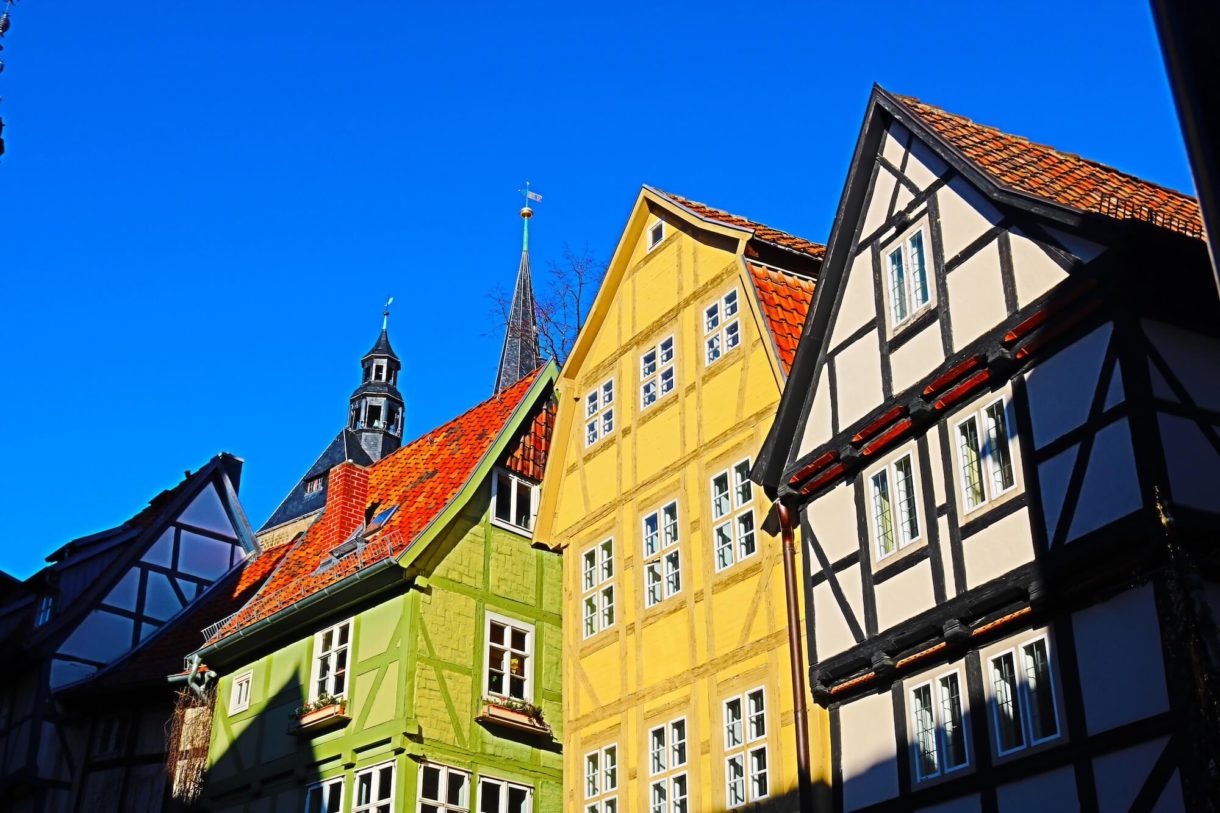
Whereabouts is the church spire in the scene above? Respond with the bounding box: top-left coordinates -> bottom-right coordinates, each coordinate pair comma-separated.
494,185 -> 544,393
348,299 -> 404,461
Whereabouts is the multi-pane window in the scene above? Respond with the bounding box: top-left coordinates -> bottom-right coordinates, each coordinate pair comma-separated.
641,337 -> 676,409
493,469 -> 539,533
887,228 -> 931,327
869,453 -> 920,560
581,539 -> 616,638
353,761 -> 394,813
478,777 -> 532,813
711,460 -> 757,571
229,671 -> 253,715
643,502 -> 681,607
419,763 -> 470,813
585,380 -> 615,447
584,745 -> 619,813
990,635 -> 1060,756
311,619 -> 351,701
648,718 -> 689,813
305,476 -> 324,495
910,670 -> 969,782
956,398 -> 1017,513
35,595 -> 53,627
704,289 -> 741,365
724,688 -> 769,807
305,777 -> 345,813
486,614 -> 533,702
648,221 -> 665,250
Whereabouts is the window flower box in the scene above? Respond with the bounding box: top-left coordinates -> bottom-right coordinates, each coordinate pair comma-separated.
290,695 -> 349,735
477,697 -> 551,737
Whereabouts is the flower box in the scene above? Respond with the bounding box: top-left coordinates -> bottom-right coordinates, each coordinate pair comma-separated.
477,700 -> 552,737
290,701 -> 350,735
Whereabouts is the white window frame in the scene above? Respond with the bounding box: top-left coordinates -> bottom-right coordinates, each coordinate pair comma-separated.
228,670 -> 253,715
868,451 -> 922,562
484,612 -> 534,703
584,743 -> 619,812
353,760 -> 395,813
704,288 -> 742,366
584,379 -> 615,447
908,667 -> 970,783
478,776 -> 533,813
648,221 -> 665,251
954,396 -> 1018,515
305,776 -> 346,813
988,633 -> 1061,758
417,762 -> 470,813
640,337 -> 676,410
711,459 -> 758,572
309,618 -> 352,702
581,538 -> 616,639
35,595 -> 53,627
642,501 -> 681,608
491,468 -> 540,535
723,687 -> 769,808
648,717 -> 689,813
885,225 -> 932,329
304,476 -> 324,496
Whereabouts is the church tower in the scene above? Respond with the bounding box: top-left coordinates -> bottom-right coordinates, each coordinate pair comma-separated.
348,303 -> 404,461
494,186 -> 544,393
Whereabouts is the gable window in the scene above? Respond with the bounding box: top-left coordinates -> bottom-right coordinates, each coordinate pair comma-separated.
479,777 -> 532,813
887,228 -> 931,328
648,718 -> 689,813
419,763 -> 469,813
582,538 -> 615,638
353,761 -> 395,813
492,469 -> 539,533
35,595 -> 54,627
711,460 -> 757,572
304,476 -> 324,496
643,502 -> 681,607
229,671 -> 253,715
640,338 -> 676,410
989,634 -> 1060,756
648,221 -> 665,251
584,744 -> 619,812
704,289 -> 741,365
910,669 -> 969,782
486,613 -> 533,702
955,398 -> 1017,513
724,688 -> 769,807
585,379 -> 615,447
310,619 -> 351,702
306,777 -> 345,813
869,452 -> 921,560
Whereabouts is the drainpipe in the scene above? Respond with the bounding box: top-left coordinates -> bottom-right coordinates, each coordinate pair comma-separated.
777,501 -> 812,808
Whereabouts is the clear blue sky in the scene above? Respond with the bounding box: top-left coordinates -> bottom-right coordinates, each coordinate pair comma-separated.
0,2 -> 1193,577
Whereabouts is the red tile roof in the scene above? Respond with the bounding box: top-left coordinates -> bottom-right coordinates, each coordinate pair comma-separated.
207,368 -> 549,644
748,263 -> 817,375
503,398 -> 555,482
892,93 -> 1204,239
651,188 -> 827,259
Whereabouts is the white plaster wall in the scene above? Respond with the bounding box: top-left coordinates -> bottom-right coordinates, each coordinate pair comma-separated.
1039,443 -> 1078,543
862,167 -> 899,238
963,507 -> 1034,590
840,692 -> 899,812
936,177 -> 1003,261
882,123 -> 908,165
57,609 -> 133,665
1009,227 -> 1069,308
875,557 -> 936,631
814,565 -> 864,660
835,332 -> 884,430
996,766 -> 1076,813
179,484 -> 238,537
1024,323 -> 1113,448
1144,319 -> 1220,412
808,482 -> 861,562
947,242 -> 1008,352
891,321 -> 945,394
1066,418 -> 1142,541
1043,226 -> 1105,263
829,251 -> 879,349
928,428 -> 947,507
800,365 -> 834,456
1093,737 -> 1168,813
905,138 -> 949,191
1159,413 -> 1220,512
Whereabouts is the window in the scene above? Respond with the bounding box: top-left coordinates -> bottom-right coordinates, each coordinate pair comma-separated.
353,761 -> 395,813
485,614 -> 533,702
419,763 -> 470,813
585,379 -> 615,447
724,689 -> 768,807
492,469 -> 539,533
306,777 -> 345,813
887,228 -> 931,327
989,635 -> 1060,756
711,460 -> 757,572
581,539 -> 616,638
310,619 -> 351,702
643,502 -> 681,607
229,671 -> 253,715
648,221 -> 665,250
479,777 -> 532,813
869,453 -> 920,560
704,289 -> 741,365
94,715 -> 127,758
648,718 -> 688,813
35,595 -> 53,627
955,398 -> 1017,513
909,669 -> 969,782
304,476 -> 324,496
640,337 -> 676,410
584,744 -> 619,812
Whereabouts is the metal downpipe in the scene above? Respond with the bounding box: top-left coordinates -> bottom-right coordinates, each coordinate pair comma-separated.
777,501 -> 813,808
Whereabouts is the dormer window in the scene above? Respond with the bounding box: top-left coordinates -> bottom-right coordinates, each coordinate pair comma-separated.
304,476 -> 324,496
648,221 -> 665,251
886,227 -> 931,329
492,469 -> 539,534
35,595 -> 54,627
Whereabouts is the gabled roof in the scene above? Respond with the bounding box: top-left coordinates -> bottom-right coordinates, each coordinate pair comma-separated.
747,263 -> 817,376
259,429 -> 375,533
649,187 -> 827,259
204,365 -> 555,648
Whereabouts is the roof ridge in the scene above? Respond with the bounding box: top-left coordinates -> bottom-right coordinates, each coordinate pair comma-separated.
646,186 -> 826,259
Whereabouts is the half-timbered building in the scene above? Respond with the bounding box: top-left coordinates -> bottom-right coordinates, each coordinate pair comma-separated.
754,87 -> 1220,813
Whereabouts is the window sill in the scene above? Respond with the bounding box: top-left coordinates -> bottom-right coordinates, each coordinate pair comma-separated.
289,702 -> 350,736
476,701 -> 552,737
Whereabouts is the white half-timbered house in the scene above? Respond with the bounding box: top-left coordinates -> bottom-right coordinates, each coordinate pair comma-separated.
753,87 -> 1220,813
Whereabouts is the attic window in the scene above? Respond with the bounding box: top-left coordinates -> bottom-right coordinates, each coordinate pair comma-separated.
304,476 -> 324,496
35,595 -> 54,627
492,469 -> 538,534
365,505 -> 398,534
648,221 -> 665,251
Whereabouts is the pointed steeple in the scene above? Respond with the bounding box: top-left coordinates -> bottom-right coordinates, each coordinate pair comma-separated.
494,186 -> 544,393
348,299 -> 404,461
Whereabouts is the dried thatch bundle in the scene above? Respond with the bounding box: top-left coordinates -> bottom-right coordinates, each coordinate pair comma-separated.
165,686 -> 216,805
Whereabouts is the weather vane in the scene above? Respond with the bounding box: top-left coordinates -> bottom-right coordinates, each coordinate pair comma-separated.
517,182 -> 543,251
382,296 -> 394,331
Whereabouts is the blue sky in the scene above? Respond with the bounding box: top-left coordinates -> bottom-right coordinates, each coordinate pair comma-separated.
0,2 -> 1193,577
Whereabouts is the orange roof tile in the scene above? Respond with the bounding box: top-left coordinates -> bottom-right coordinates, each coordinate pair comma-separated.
208,369 -> 549,643
651,188 -> 827,259
503,398 -> 555,482
892,93 -> 1203,239
748,263 -> 816,375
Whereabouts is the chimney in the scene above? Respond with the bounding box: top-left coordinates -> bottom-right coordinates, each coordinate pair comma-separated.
318,461 -> 369,547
